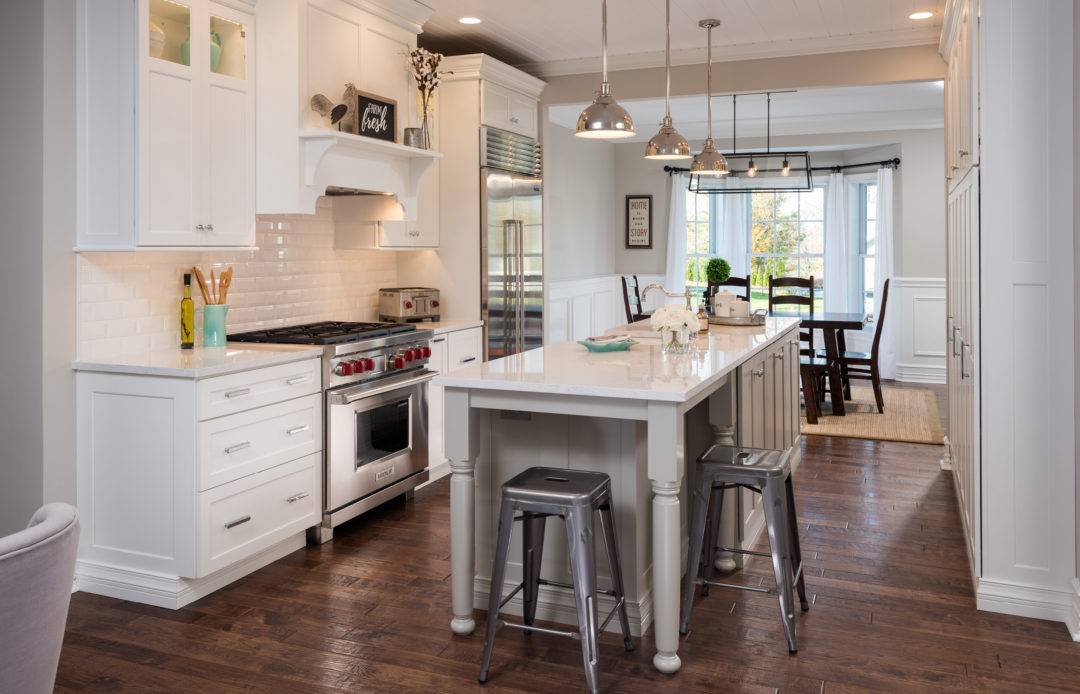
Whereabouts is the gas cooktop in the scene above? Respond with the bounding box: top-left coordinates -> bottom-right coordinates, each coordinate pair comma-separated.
228,321 -> 416,345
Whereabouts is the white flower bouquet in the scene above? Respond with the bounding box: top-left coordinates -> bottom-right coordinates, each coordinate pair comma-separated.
650,303 -> 697,353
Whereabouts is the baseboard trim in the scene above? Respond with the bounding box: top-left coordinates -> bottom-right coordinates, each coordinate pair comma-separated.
74,533 -> 306,609
976,577 -> 1075,625
418,460 -> 450,489
895,362 -> 946,384
1069,578 -> 1080,641
473,576 -> 653,637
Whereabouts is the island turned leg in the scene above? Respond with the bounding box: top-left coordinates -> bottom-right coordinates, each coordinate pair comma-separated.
707,379 -> 738,572
445,388 -> 477,636
647,401 -> 685,674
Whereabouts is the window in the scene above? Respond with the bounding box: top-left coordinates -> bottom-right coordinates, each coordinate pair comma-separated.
684,193 -> 714,291
856,183 -> 878,319
748,188 -> 825,312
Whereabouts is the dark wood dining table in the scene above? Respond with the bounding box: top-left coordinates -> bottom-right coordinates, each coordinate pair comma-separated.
770,310 -> 868,416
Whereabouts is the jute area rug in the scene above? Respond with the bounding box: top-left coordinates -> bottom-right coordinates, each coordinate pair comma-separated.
800,385 -> 945,445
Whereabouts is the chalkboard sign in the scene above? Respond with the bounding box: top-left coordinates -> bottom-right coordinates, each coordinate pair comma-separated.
355,91 -> 397,142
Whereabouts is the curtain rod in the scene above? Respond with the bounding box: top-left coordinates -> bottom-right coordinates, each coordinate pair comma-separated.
663,157 -> 900,175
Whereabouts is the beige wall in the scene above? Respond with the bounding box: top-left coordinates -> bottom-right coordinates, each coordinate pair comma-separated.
0,0 -> 46,533
541,45 -> 946,106
544,123 -> 617,282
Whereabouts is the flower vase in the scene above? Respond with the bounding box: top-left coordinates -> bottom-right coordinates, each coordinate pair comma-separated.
420,111 -> 431,150
661,328 -> 692,354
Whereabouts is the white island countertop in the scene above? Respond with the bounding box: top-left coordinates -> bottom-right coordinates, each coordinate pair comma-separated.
72,343 -> 325,379
433,316 -> 800,402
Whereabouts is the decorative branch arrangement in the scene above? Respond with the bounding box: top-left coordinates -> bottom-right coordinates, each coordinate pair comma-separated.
407,47 -> 449,148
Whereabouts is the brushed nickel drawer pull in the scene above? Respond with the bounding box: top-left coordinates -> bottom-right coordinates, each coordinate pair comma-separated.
286,492 -> 310,503
460,356 -> 477,364
224,387 -> 251,399
285,424 -> 310,436
432,337 -> 446,343
751,368 -> 765,377
224,515 -> 251,529
285,375 -> 309,385
224,441 -> 251,454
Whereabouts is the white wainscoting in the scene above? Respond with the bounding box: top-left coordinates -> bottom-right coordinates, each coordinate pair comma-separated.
546,274 -> 664,344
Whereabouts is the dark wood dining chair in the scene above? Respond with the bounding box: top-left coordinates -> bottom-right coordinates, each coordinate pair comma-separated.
818,278 -> 891,413
707,275 -> 751,304
769,275 -> 815,356
621,275 -> 649,324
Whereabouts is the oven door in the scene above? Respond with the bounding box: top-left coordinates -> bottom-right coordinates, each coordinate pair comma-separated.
326,370 -> 434,512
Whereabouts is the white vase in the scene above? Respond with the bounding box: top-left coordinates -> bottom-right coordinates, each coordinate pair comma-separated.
661,328 -> 693,354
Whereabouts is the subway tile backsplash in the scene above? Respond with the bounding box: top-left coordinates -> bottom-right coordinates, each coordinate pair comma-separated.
77,199 -> 398,359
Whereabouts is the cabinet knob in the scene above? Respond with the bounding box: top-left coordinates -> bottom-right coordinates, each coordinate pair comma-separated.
958,149 -> 969,156
206,223 -> 214,231
510,116 -> 520,124
751,367 -> 765,377
196,224 -> 206,231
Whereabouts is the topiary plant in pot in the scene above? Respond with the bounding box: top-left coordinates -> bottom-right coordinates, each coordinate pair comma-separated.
704,257 -> 732,301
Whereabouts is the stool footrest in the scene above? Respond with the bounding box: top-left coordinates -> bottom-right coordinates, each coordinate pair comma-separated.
698,578 -> 773,594
713,546 -> 771,559
539,577 -> 618,597
500,620 -> 578,640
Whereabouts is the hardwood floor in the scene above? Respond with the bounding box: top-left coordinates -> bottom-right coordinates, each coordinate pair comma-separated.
57,391 -> 1077,693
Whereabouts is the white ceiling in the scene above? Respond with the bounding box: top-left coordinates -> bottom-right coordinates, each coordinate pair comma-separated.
547,81 -> 945,141
419,0 -> 947,77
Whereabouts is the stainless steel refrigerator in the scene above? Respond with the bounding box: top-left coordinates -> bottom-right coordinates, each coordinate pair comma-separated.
480,127 -> 543,361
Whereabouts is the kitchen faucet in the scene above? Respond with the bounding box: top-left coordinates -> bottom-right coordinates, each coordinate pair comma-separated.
641,283 -> 694,310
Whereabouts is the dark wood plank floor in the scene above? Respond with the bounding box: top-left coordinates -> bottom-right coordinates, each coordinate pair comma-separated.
57,384 -> 1078,693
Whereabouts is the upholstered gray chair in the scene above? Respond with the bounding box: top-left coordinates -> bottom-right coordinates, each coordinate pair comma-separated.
0,503 -> 79,693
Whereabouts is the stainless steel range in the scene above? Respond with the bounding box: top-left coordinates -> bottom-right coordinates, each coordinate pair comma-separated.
229,321 -> 435,542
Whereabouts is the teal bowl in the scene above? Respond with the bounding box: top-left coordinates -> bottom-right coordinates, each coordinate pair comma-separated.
577,338 -> 637,352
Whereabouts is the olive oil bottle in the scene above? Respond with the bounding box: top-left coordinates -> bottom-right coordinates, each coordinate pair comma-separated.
180,273 -> 195,349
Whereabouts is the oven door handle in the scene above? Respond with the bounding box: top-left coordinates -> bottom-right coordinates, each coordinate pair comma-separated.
330,370 -> 437,405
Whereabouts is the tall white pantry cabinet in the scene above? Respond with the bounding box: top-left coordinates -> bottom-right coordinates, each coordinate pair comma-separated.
941,0 -> 1079,636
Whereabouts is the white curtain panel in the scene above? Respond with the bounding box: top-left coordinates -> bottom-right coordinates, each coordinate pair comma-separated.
823,172 -> 849,312
715,194 -> 749,278
664,174 -> 688,294
875,166 -> 896,379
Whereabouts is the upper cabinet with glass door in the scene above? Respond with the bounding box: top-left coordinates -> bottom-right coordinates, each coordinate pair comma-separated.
76,0 -> 255,250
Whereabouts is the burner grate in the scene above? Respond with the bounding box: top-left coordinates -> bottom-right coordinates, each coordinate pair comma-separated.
228,321 -> 416,345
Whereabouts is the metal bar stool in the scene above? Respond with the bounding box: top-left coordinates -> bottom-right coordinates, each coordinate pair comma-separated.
680,445 -> 809,653
479,467 -> 634,693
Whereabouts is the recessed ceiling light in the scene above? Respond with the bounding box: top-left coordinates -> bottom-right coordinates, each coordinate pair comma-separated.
908,11 -> 934,20
458,16 -> 482,24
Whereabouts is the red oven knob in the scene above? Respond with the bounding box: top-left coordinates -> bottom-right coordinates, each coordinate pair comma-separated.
392,355 -> 406,370
362,357 -> 376,372
421,346 -> 432,358
404,349 -> 416,362
432,300 -> 440,308
404,300 -> 414,309
350,359 -> 366,373
334,361 -> 354,376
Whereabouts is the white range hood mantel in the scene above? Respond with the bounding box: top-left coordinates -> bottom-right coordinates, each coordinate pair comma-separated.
298,129 -> 442,218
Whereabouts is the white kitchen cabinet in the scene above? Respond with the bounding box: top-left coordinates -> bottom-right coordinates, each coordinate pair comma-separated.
77,0 -> 255,250
75,357 -> 323,608
482,80 -> 538,138
425,325 -> 484,477
943,0 -> 978,190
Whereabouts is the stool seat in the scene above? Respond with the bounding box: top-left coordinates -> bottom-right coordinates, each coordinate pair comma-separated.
502,467 -> 611,507
698,445 -> 789,478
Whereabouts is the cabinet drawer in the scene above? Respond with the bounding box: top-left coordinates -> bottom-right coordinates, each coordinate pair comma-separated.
198,393 -> 322,491
198,358 -> 320,420
481,81 -> 536,138
447,328 -> 483,370
197,453 -> 321,576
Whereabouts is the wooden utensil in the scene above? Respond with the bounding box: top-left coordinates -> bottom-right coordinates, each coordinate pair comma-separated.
219,267 -> 232,304
192,266 -> 212,304
210,269 -> 218,304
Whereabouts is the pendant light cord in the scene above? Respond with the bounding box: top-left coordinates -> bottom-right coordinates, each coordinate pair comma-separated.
705,23 -> 713,140
601,0 -> 609,86
732,94 -> 737,153
766,92 -> 771,153
664,0 -> 671,118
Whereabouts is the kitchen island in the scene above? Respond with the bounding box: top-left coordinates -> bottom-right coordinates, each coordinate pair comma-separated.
433,316 -> 801,673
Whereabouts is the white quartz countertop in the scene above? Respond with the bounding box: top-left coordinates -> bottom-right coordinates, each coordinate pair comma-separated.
433,317 -> 800,402
412,319 -> 484,335
72,343 -> 325,379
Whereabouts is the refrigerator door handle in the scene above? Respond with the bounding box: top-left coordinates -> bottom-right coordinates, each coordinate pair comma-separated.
517,220 -> 525,354
503,219 -> 514,358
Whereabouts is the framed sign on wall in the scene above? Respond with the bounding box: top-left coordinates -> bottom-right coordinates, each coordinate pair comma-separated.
356,91 -> 397,142
625,195 -> 653,248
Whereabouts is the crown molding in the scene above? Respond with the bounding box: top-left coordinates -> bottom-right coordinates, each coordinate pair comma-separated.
517,27 -> 942,79
337,0 -> 433,34
938,0 -> 964,58
442,53 -> 547,97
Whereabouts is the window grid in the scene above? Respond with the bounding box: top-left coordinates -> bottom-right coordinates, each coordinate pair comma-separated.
748,187 -> 825,312
859,183 -> 878,319
684,193 -> 714,292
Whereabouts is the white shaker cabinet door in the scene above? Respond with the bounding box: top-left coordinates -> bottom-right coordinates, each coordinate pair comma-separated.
140,58 -> 200,245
